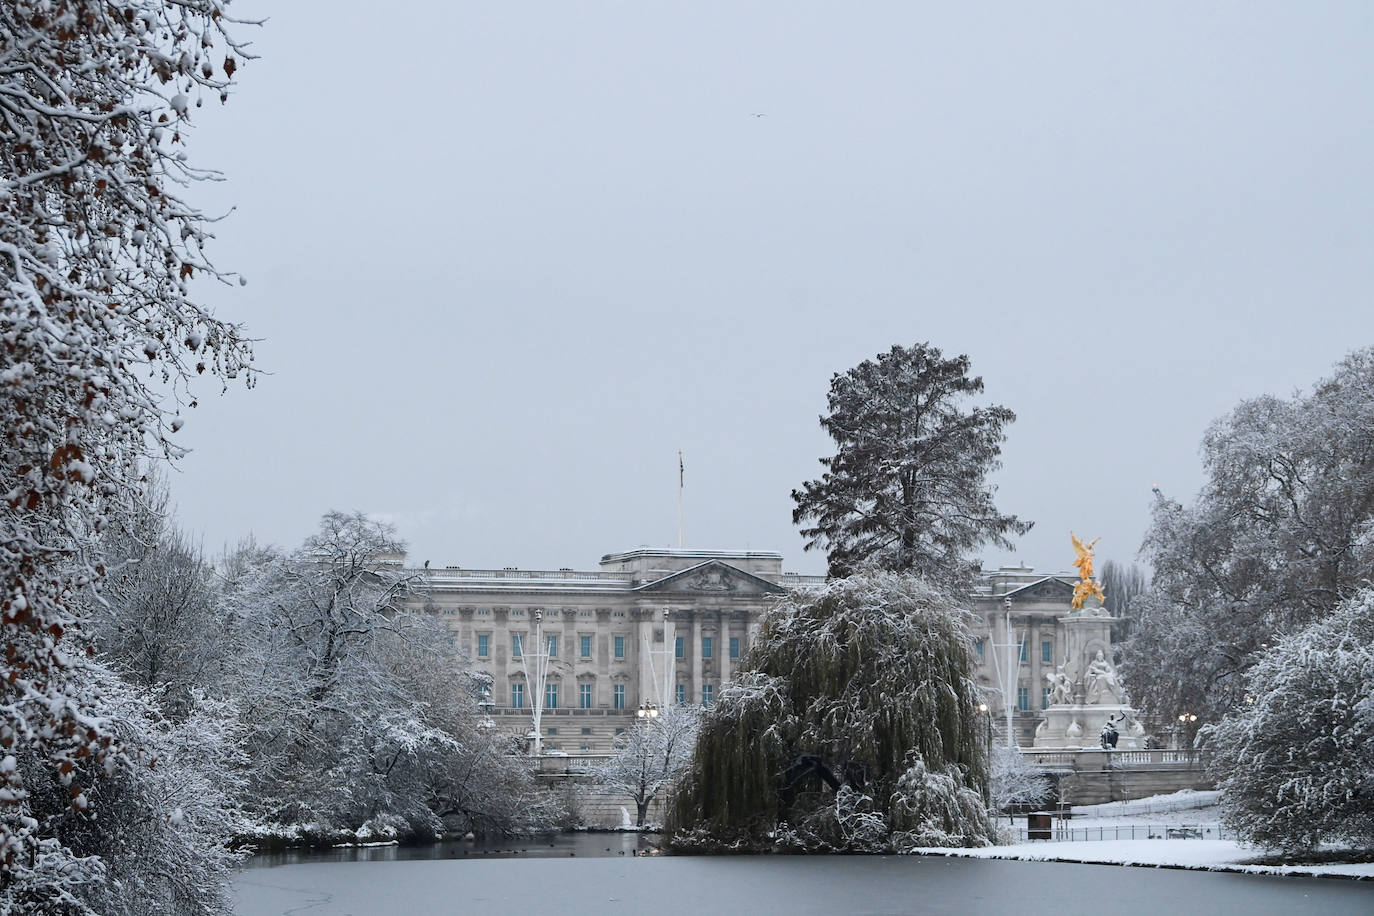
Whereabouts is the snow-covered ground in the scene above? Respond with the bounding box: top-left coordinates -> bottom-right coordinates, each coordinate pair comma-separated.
916,790 -> 1374,879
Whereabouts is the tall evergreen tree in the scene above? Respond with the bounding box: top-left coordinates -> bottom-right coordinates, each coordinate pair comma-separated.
792,343 -> 1030,591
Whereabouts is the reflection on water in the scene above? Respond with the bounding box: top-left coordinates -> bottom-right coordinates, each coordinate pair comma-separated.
244,831 -> 660,869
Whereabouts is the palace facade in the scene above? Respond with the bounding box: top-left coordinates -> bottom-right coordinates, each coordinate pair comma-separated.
409,548 -> 1090,753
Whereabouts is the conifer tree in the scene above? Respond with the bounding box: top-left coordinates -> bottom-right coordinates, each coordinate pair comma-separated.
792,343 -> 1029,592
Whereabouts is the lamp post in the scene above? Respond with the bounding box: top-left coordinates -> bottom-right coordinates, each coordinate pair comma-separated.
519,609 -> 553,758
1176,711 -> 1198,750
642,608 -> 676,708
636,701 -> 660,720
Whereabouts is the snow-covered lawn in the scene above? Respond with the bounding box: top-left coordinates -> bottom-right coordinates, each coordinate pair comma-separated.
915,790 -> 1374,879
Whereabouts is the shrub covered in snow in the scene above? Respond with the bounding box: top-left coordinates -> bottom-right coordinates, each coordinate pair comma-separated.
667,572 -> 995,853
1205,588 -> 1374,853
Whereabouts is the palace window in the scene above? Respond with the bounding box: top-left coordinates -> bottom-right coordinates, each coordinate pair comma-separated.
729,637 -> 740,659
547,727 -> 557,736
675,683 -> 686,706
581,727 -> 592,735
613,684 -> 625,709
1017,686 -> 1030,711
546,683 -> 558,710
1042,640 -> 1053,664
547,635 -> 558,658
477,634 -> 490,658
614,635 -> 625,659
702,684 -> 714,706
1042,687 -> 1051,710
512,634 -> 523,658
580,635 -> 592,658
579,684 -> 592,709
674,636 -> 684,659
1019,642 -> 1027,663
510,682 -> 524,709
974,639 -> 984,660
702,637 -> 713,659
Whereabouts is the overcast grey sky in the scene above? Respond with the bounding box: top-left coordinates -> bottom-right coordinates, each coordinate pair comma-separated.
174,2 -> 1374,576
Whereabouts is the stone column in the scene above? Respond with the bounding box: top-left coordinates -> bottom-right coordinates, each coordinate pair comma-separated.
691,611 -> 703,706
720,611 -> 731,686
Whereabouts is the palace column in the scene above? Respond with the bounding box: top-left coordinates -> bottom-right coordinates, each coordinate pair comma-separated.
719,611 -> 731,686
691,611 -> 703,706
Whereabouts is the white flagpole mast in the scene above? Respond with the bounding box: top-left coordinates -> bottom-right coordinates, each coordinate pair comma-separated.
677,450 -> 685,549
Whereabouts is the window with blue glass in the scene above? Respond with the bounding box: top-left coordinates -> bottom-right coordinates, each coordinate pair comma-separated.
1019,641 -> 1027,663
579,683 -> 592,708
1017,686 -> 1029,711
674,636 -> 684,659
702,684 -> 714,706
729,637 -> 740,659
613,684 -> 625,709
1042,640 -> 1052,664
510,681 -> 524,709
675,683 -> 686,705
1041,686 -> 1051,710
614,635 -> 625,659
701,637 -> 713,659
546,682 -> 558,709
546,635 -> 558,658
974,639 -> 984,660
511,634 -> 523,658
476,634 -> 489,658
580,635 -> 592,658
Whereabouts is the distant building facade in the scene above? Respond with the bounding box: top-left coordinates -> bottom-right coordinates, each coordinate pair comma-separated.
409,549 -> 1088,753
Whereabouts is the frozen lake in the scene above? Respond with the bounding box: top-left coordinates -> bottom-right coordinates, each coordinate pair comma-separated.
235,839 -> 1374,916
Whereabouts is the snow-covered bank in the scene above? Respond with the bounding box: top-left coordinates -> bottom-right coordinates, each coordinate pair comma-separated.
918,790 -> 1371,879
910,838 -> 1374,879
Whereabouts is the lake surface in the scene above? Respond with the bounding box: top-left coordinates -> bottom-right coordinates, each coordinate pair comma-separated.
235,842 -> 1374,916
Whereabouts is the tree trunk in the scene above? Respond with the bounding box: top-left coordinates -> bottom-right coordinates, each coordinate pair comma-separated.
636,799 -> 650,828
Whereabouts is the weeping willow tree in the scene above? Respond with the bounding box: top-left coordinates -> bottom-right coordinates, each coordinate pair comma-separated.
667,572 -> 994,853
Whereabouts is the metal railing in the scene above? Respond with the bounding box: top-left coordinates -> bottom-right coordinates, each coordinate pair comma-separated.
1007,823 -> 1230,843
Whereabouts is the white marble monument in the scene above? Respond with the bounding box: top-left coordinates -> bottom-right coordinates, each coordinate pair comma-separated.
1033,538 -> 1144,749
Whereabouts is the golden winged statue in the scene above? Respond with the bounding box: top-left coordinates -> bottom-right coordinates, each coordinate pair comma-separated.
1070,532 -> 1106,610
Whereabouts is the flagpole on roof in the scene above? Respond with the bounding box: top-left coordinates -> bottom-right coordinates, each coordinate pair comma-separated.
677,450 -> 685,549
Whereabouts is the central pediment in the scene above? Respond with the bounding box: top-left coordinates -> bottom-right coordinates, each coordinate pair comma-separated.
997,576 -> 1076,604
635,560 -> 785,596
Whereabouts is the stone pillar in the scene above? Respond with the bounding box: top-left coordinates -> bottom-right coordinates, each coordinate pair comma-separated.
691,611 -> 703,706
720,611 -> 731,686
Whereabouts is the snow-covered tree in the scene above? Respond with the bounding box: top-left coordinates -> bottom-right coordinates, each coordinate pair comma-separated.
1204,588 -> 1374,854
593,705 -> 699,827
6,665 -> 248,915
1122,348 -> 1374,726
90,482 -> 236,720
668,573 -> 994,852
791,343 -> 1030,590
988,745 -> 1052,815
0,0 -> 255,884
1099,559 -> 1149,650
222,512 -> 562,840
